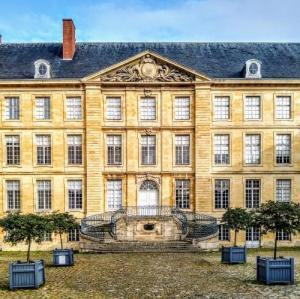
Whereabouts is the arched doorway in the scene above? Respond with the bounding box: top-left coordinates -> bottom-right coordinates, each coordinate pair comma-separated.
138,180 -> 159,215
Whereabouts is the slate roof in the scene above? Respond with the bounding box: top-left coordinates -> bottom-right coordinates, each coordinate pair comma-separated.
0,42 -> 300,80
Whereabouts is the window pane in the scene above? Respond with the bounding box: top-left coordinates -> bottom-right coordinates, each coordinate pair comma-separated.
276,96 -> 291,119
106,97 -> 121,120
245,179 -> 260,208
35,97 -> 50,120
7,180 -> 20,210
245,96 -> 261,120
214,97 -> 229,120
276,134 -> 291,164
218,224 -> 230,241
141,135 -> 156,165
175,135 -> 190,165
66,97 -> 82,119
68,180 -> 82,209
175,97 -> 190,120
107,135 -> 122,165
140,97 -> 156,120
5,97 -> 20,120
68,135 -> 82,165
276,179 -> 291,202
214,135 -> 229,165
215,179 -> 229,209
6,135 -> 20,165
37,180 -> 51,210
245,134 -> 261,164
246,227 -> 260,241
175,179 -> 190,208
36,135 -> 51,165
107,180 -> 122,210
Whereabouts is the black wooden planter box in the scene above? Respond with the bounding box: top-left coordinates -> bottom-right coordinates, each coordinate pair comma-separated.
9,260 -> 45,289
256,256 -> 294,285
53,248 -> 74,266
221,246 -> 247,264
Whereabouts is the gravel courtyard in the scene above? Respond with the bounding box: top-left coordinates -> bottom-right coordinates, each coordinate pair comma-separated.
0,249 -> 299,298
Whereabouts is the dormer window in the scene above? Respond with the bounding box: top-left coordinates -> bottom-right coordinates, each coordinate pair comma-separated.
34,60 -> 51,79
245,59 -> 261,79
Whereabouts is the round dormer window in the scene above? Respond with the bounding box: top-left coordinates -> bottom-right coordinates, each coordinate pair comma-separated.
249,62 -> 258,75
38,63 -> 48,76
34,59 -> 51,79
245,59 -> 262,79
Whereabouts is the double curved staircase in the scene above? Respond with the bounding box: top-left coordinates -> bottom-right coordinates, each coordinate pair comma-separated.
80,206 -> 218,252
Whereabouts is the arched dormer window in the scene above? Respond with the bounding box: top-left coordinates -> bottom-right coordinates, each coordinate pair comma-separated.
245,59 -> 262,79
34,59 -> 51,79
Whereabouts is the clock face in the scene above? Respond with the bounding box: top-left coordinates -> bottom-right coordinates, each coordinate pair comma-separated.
249,63 -> 258,75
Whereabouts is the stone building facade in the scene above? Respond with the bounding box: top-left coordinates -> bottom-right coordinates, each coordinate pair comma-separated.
0,19 -> 300,250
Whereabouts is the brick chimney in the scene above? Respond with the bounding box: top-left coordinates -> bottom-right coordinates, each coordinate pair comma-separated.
63,19 -> 76,60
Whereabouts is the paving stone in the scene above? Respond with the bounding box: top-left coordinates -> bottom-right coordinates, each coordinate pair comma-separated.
0,250 -> 298,298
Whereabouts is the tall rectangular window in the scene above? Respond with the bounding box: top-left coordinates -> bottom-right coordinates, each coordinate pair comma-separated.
35,97 -> 50,120
276,96 -> 291,119
244,96 -> 261,120
141,135 -> 156,165
213,96 -> 230,120
106,97 -> 121,120
5,97 -> 20,120
6,135 -> 20,165
276,134 -> 291,164
245,134 -> 261,164
68,228 -> 80,242
68,135 -> 82,165
37,180 -> 51,210
245,179 -> 260,208
139,97 -> 156,120
36,135 -> 51,165
276,230 -> 290,241
175,179 -> 190,209
218,224 -> 230,241
175,135 -> 190,165
107,135 -> 122,165
276,179 -> 291,202
107,180 -> 122,211
214,134 -> 229,165
175,97 -> 190,120
68,180 -> 82,210
66,97 -> 82,120
215,179 -> 229,209
246,227 -> 260,241
7,180 -> 20,211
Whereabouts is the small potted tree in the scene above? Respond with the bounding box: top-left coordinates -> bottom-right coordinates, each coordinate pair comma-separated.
255,201 -> 300,284
0,213 -> 50,289
221,207 -> 251,264
48,212 -> 79,266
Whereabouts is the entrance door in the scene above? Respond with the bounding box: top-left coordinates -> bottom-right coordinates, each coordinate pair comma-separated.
138,180 -> 158,215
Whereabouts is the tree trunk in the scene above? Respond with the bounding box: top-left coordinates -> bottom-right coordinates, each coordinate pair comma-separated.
274,231 -> 278,260
234,229 -> 238,247
60,232 -> 63,249
27,238 -> 31,263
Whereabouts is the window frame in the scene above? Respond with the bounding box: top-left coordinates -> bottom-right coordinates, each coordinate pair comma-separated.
275,133 -> 292,166
274,95 -> 292,120
5,135 -> 21,166
175,179 -> 190,209
243,95 -> 262,121
245,179 -> 261,209
174,96 -> 191,121
218,224 -> 230,241
4,97 -> 20,121
244,133 -> 262,166
36,179 -> 52,211
275,178 -> 292,203
106,134 -> 122,166
67,179 -> 83,211
139,96 -> 157,121
67,134 -> 83,166
213,134 -> 230,166
34,96 -> 51,121
65,96 -> 83,121
214,179 -> 230,210
6,179 -> 21,212
105,96 -> 122,121
35,134 -> 52,166
213,96 -> 231,121
174,134 -> 190,166
106,179 -> 122,211
140,135 -> 157,166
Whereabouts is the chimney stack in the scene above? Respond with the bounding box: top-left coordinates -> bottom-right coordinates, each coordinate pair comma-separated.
0,35 -> 2,44
63,19 -> 76,60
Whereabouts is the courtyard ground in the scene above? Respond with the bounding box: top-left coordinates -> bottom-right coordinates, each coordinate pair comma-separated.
0,249 -> 299,298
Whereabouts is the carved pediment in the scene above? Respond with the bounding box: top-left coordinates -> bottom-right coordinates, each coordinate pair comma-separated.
101,54 -> 195,82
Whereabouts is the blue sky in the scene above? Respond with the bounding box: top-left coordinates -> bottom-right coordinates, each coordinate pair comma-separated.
1,0 -> 300,42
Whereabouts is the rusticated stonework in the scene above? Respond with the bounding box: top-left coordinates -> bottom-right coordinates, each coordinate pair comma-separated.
101,54 -> 195,82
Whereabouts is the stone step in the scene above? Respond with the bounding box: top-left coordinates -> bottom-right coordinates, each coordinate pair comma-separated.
80,241 -> 203,253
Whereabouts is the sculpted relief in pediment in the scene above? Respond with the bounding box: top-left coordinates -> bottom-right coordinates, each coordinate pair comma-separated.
101,54 -> 195,82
